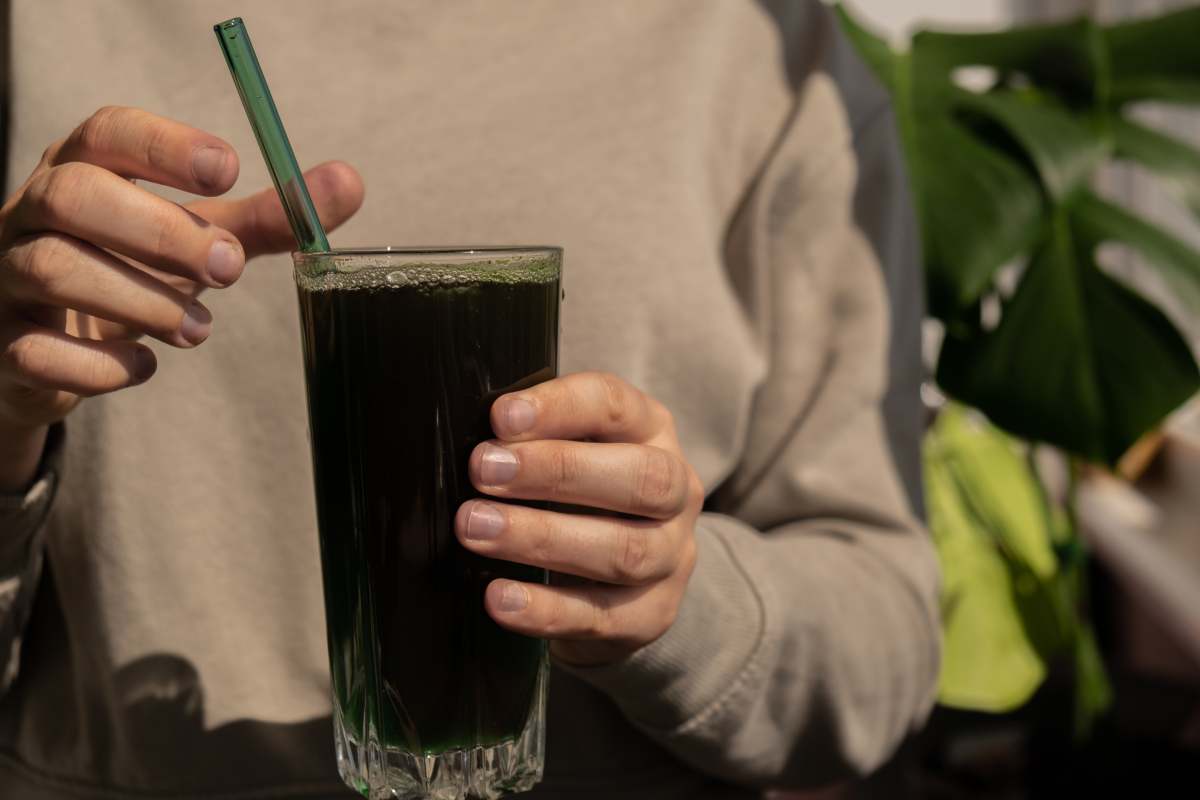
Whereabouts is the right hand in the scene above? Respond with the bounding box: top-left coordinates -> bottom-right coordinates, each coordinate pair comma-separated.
0,106 -> 364,489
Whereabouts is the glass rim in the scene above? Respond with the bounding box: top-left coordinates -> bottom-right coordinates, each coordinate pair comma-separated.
293,245 -> 561,263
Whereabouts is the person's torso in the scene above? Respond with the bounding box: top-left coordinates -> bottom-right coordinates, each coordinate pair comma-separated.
0,1 -> 800,796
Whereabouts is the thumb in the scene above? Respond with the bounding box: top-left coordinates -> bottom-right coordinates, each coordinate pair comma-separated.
186,160 -> 365,259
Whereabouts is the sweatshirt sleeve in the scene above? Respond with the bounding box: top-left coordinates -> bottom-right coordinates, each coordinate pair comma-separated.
565,14 -> 940,789
0,424 -> 61,695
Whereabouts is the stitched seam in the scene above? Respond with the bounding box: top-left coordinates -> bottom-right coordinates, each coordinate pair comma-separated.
662,521 -> 774,739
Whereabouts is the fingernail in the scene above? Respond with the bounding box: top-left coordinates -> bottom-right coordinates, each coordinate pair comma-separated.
503,397 -> 536,435
465,502 -> 506,540
479,443 -> 519,485
179,300 -> 212,346
132,348 -> 157,384
192,146 -> 229,190
496,582 -> 529,612
207,240 -> 244,287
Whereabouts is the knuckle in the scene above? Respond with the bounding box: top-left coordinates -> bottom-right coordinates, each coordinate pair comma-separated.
632,447 -> 687,517
529,514 -> 557,566
147,205 -> 190,262
142,123 -> 174,175
27,163 -> 95,228
3,332 -> 52,380
151,215 -> 174,261
651,397 -> 676,433
39,139 -> 65,166
585,595 -> 612,640
596,371 -> 629,430
75,106 -> 125,153
548,445 -> 583,494
612,526 -> 652,584
13,235 -> 70,293
541,594 -> 572,638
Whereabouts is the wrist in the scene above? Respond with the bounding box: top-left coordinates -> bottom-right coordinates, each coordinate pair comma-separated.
0,419 -> 49,493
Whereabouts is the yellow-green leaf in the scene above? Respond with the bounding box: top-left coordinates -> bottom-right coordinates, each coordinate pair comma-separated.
925,441 -> 1046,711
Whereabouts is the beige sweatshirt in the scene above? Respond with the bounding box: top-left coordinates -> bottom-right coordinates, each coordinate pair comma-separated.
0,1 -> 939,797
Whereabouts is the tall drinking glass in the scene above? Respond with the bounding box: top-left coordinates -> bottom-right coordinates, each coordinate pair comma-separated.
294,247 -> 562,799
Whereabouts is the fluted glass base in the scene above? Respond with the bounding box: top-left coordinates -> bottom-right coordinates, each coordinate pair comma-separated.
333,664 -> 547,799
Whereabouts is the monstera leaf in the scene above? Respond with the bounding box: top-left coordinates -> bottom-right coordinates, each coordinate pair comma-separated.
938,197 -> 1200,463
1113,117 -> 1200,219
927,449 -> 1046,711
838,4 -> 1200,464
925,406 -> 1084,712
1105,9 -> 1200,104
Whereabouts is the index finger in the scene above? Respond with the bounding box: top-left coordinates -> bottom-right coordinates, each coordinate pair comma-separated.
491,371 -> 669,444
50,106 -> 239,196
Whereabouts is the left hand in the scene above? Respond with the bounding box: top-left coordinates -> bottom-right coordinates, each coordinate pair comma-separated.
455,371 -> 703,667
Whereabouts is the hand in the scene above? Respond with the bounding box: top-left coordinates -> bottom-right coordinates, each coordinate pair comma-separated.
0,106 -> 364,489
455,371 -> 703,667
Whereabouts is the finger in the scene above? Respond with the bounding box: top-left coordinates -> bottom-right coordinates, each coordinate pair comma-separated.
14,162 -> 245,288
484,579 -> 669,651
490,371 -> 670,445
456,500 -> 677,585
1,234 -> 212,348
52,106 -> 239,195
0,320 -> 156,396
470,439 -> 690,519
187,161 -> 364,260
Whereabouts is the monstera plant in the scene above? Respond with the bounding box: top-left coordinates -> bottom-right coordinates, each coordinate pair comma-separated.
836,4 -> 1200,731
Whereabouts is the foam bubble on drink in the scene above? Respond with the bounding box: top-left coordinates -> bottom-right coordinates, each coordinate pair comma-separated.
296,254 -> 559,295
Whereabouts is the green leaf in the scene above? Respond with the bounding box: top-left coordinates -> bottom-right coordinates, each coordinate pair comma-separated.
1073,624 -> 1114,738
916,119 -> 1045,316
925,432 -> 1046,712
954,89 -> 1110,200
934,406 -> 1057,579
1106,6 -> 1200,105
1074,191 -> 1200,316
1111,116 -> 1200,222
1014,565 -> 1078,667
834,6 -> 1045,315
924,407 -> 1112,721
912,18 -> 1105,106
837,5 -> 1200,461
937,206 -> 1200,463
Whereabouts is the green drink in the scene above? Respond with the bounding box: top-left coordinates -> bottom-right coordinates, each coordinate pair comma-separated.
295,248 -> 561,799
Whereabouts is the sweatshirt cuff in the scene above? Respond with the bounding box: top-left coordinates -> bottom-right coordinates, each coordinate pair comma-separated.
0,423 -> 63,575
563,513 -> 768,732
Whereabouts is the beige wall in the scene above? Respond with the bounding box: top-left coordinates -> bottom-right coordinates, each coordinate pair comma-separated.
847,0 -> 1011,37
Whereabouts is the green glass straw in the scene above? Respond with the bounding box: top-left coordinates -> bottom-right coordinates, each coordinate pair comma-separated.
213,17 -> 329,252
